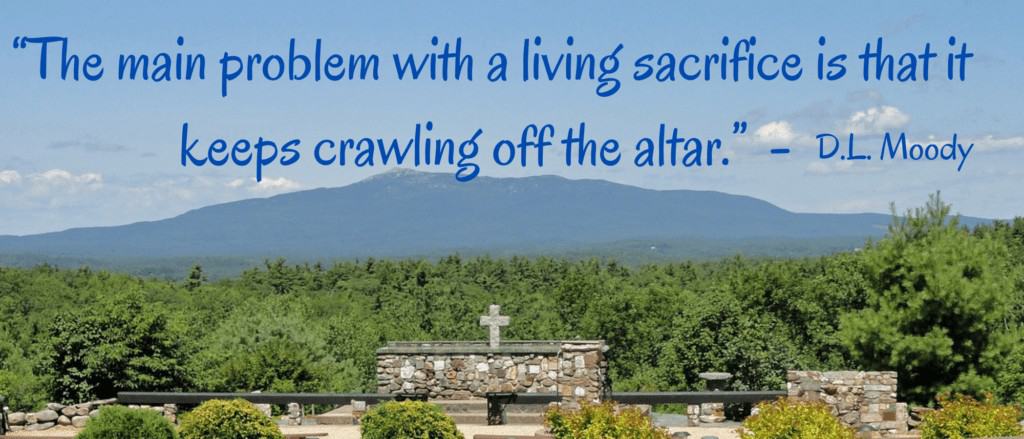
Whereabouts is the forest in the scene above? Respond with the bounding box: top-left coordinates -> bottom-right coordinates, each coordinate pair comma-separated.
0,195 -> 1022,412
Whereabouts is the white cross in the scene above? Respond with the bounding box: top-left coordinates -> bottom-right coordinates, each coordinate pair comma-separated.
479,304 -> 510,348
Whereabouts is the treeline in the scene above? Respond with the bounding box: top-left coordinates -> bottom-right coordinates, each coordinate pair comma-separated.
0,195 -> 1022,411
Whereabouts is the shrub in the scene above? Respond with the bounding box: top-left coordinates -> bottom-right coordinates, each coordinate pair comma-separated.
360,400 -> 463,439
76,405 -> 177,439
739,398 -> 854,439
545,402 -> 670,439
178,399 -> 282,439
918,394 -> 1024,439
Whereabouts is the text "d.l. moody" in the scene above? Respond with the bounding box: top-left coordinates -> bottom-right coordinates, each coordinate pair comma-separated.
817,132 -> 973,172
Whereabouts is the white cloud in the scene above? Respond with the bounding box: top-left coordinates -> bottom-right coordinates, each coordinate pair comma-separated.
735,121 -> 818,156
0,170 -> 21,185
14,169 -> 105,198
970,135 -> 1024,152
843,106 -> 910,135
226,177 -> 301,193
29,169 -> 103,186
256,177 -> 301,191
754,121 -> 798,144
0,169 -> 105,215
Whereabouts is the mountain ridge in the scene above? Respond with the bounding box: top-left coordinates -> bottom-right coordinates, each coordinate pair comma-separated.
0,171 -> 985,275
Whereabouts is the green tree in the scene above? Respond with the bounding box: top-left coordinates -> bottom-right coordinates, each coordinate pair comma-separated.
189,296 -> 362,393
839,194 -> 1016,403
184,264 -> 206,291
0,326 -> 46,410
657,292 -> 806,391
41,291 -> 189,403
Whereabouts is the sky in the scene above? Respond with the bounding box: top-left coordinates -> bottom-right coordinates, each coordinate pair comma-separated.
1,0 -> 1023,235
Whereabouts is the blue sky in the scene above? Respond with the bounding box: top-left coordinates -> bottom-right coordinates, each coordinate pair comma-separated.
1,1 -> 1023,235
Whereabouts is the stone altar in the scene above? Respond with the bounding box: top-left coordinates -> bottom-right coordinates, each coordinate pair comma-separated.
376,305 -> 609,401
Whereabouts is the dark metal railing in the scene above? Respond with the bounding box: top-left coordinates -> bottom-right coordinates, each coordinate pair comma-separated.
484,392 -> 561,425
608,390 -> 786,405
116,392 -> 427,406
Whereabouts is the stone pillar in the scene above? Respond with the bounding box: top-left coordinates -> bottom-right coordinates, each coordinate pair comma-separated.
163,404 -> 177,424
786,370 -> 908,436
685,404 -> 700,426
286,403 -> 303,426
698,372 -> 731,423
351,400 -> 368,419
557,342 -> 608,402
251,391 -> 272,419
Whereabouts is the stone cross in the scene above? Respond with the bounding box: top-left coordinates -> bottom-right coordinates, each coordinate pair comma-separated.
479,304 -> 510,348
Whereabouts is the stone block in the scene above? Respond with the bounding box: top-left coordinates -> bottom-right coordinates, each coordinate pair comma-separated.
35,409 -> 59,423
28,422 -> 56,431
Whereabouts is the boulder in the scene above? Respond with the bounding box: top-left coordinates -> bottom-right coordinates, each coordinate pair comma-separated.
28,421 -> 56,431
72,415 -> 90,428
57,415 -> 72,426
35,409 -> 59,423
45,403 -> 65,412
8,411 -> 26,425
61,406 -> 77,417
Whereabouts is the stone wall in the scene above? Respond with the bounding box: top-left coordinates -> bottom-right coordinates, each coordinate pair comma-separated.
376,340 -> 609,401
4,399 -> 178,432
787,370 -> 908,437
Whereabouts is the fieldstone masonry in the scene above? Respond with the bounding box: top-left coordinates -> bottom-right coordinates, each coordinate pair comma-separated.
376,304 -> 609,401
3,399 -> 180,432
376,340 -> 609,401
787,370 -> 909,437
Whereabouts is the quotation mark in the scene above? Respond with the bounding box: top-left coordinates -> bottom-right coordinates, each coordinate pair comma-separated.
12,36 -> 28,49
732,121 -> 748,134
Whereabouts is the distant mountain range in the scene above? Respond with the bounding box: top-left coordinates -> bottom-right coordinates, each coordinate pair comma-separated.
0,170 -> 986,278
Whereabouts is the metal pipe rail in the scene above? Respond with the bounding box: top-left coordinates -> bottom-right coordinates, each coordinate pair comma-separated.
608,390 -> 786,405
484,392 -> 561,425
116,392 -> 427,406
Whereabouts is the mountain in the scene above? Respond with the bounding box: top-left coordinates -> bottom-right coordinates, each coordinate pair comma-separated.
0,170 -> 982,277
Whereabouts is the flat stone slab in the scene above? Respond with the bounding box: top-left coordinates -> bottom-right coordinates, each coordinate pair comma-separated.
377,340 -> 604,355
698,372 -> 733,381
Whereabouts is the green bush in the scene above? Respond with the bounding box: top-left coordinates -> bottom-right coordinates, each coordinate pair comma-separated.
178,399 -> 282,439
919,394 -> 1024,439
76,405 -> 177,439
360,400 -> 463,439
545,402 -> 670,439
739,398 -> 854,439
